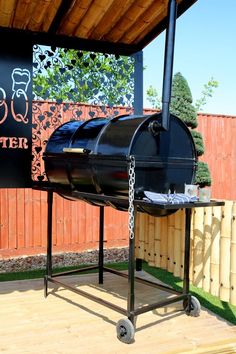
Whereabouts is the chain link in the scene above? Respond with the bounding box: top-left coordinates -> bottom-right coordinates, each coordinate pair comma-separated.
128,155 -> 135,239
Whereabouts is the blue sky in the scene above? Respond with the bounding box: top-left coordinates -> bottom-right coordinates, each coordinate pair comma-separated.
143,0 -> 236,115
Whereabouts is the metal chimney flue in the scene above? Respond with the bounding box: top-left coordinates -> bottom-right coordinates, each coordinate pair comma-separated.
161,0 -> 177,131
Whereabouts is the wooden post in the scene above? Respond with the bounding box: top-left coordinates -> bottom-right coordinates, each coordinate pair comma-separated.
180,209 -> 186,279
147,215 -> 155,266
135,212 -> 140,259
189,208 -> 195,282
160,216 -> 168,269
167,213 -> 175,273
138,213 -> 146,261
154,217 -> 161,267
144,214 -> 149,263
193,207 -> 204,287
230,202 -> 236,305
202,206 -> 212,293
210,206 -> 222,297
220,201 -> 233,302
173,210 -> 182,277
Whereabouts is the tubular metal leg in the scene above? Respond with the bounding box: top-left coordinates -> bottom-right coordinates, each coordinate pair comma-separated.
135,258 -> 142,271
44,190 -> 53,298
99,206 -> 104,284
183,208 -> 191,309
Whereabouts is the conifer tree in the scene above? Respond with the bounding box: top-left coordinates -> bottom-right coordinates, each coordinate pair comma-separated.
170,72 -> 197,128
170,72 -> 211,187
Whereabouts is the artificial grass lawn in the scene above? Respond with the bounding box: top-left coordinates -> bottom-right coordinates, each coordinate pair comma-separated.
0,262 -> 128,282
142,262 -> 236,325
0,261 -> 235,325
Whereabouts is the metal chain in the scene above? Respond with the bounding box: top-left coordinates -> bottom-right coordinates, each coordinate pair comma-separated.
128,155 -> 135,239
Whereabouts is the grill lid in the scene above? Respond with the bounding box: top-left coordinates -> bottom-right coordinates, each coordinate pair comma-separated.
44,113 -> 197,216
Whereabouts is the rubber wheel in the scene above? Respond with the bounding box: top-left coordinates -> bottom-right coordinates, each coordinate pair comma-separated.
183,296 -> 201,317
116,318 -> 135,344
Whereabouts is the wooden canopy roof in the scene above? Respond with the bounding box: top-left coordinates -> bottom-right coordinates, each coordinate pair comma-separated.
0,0 -> 197,54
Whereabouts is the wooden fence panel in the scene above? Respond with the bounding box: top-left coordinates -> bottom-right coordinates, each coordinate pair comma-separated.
173,210 -> 182,278
231,203 -> 236,304
8,189 -> 17,250
202,207 -> 212,293
0,189 -> 128,258
197,114 -> 236,200
154,217 -> 161,268
210,206 -> 221,297
219,201 -> 233,301
0,190 -> 9,249
136,202 -> 236,306
167,213 -> 175,273
193,208 -> 204,288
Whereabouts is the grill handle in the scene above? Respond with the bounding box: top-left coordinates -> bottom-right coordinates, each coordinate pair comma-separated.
63,148 -> 91,154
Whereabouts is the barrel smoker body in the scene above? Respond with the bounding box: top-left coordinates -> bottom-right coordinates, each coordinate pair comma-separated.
44,112 -> 197,216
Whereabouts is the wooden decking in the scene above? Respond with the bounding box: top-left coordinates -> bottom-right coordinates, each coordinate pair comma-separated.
0,271 -> 236,354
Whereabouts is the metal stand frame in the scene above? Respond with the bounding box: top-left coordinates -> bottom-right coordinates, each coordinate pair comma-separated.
43,189 -> 224,337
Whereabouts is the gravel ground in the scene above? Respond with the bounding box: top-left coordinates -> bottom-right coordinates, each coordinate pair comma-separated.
0,247 -> 129,273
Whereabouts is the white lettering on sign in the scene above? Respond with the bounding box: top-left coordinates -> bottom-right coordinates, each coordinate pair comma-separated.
0,137 -> 28,149
0,67 -> 31,152
0,67 -> 31,125
11,68 -> 31,124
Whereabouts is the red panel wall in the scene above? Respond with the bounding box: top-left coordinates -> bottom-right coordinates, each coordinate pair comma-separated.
0,189 -> 128,258
0,104 -> 235,258
197,114 -> 236,200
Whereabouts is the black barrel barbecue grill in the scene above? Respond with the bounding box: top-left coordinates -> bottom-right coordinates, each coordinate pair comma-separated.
37,0 -> 224,344
44,112 -> 197,216
41,111 -> 224,343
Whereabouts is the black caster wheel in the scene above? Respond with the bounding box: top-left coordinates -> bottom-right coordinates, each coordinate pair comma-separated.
116,318 -> 135,344
183,296 -> 201,317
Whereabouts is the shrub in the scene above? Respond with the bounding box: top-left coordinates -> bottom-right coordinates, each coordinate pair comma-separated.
194,161 -> 212,187
170,72 -> 211,187
191,130 -> 205,156
170,72 -> 198,128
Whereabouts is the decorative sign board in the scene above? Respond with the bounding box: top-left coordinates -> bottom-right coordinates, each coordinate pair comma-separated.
0,42 -> 135,187
0,39 -> 32,187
